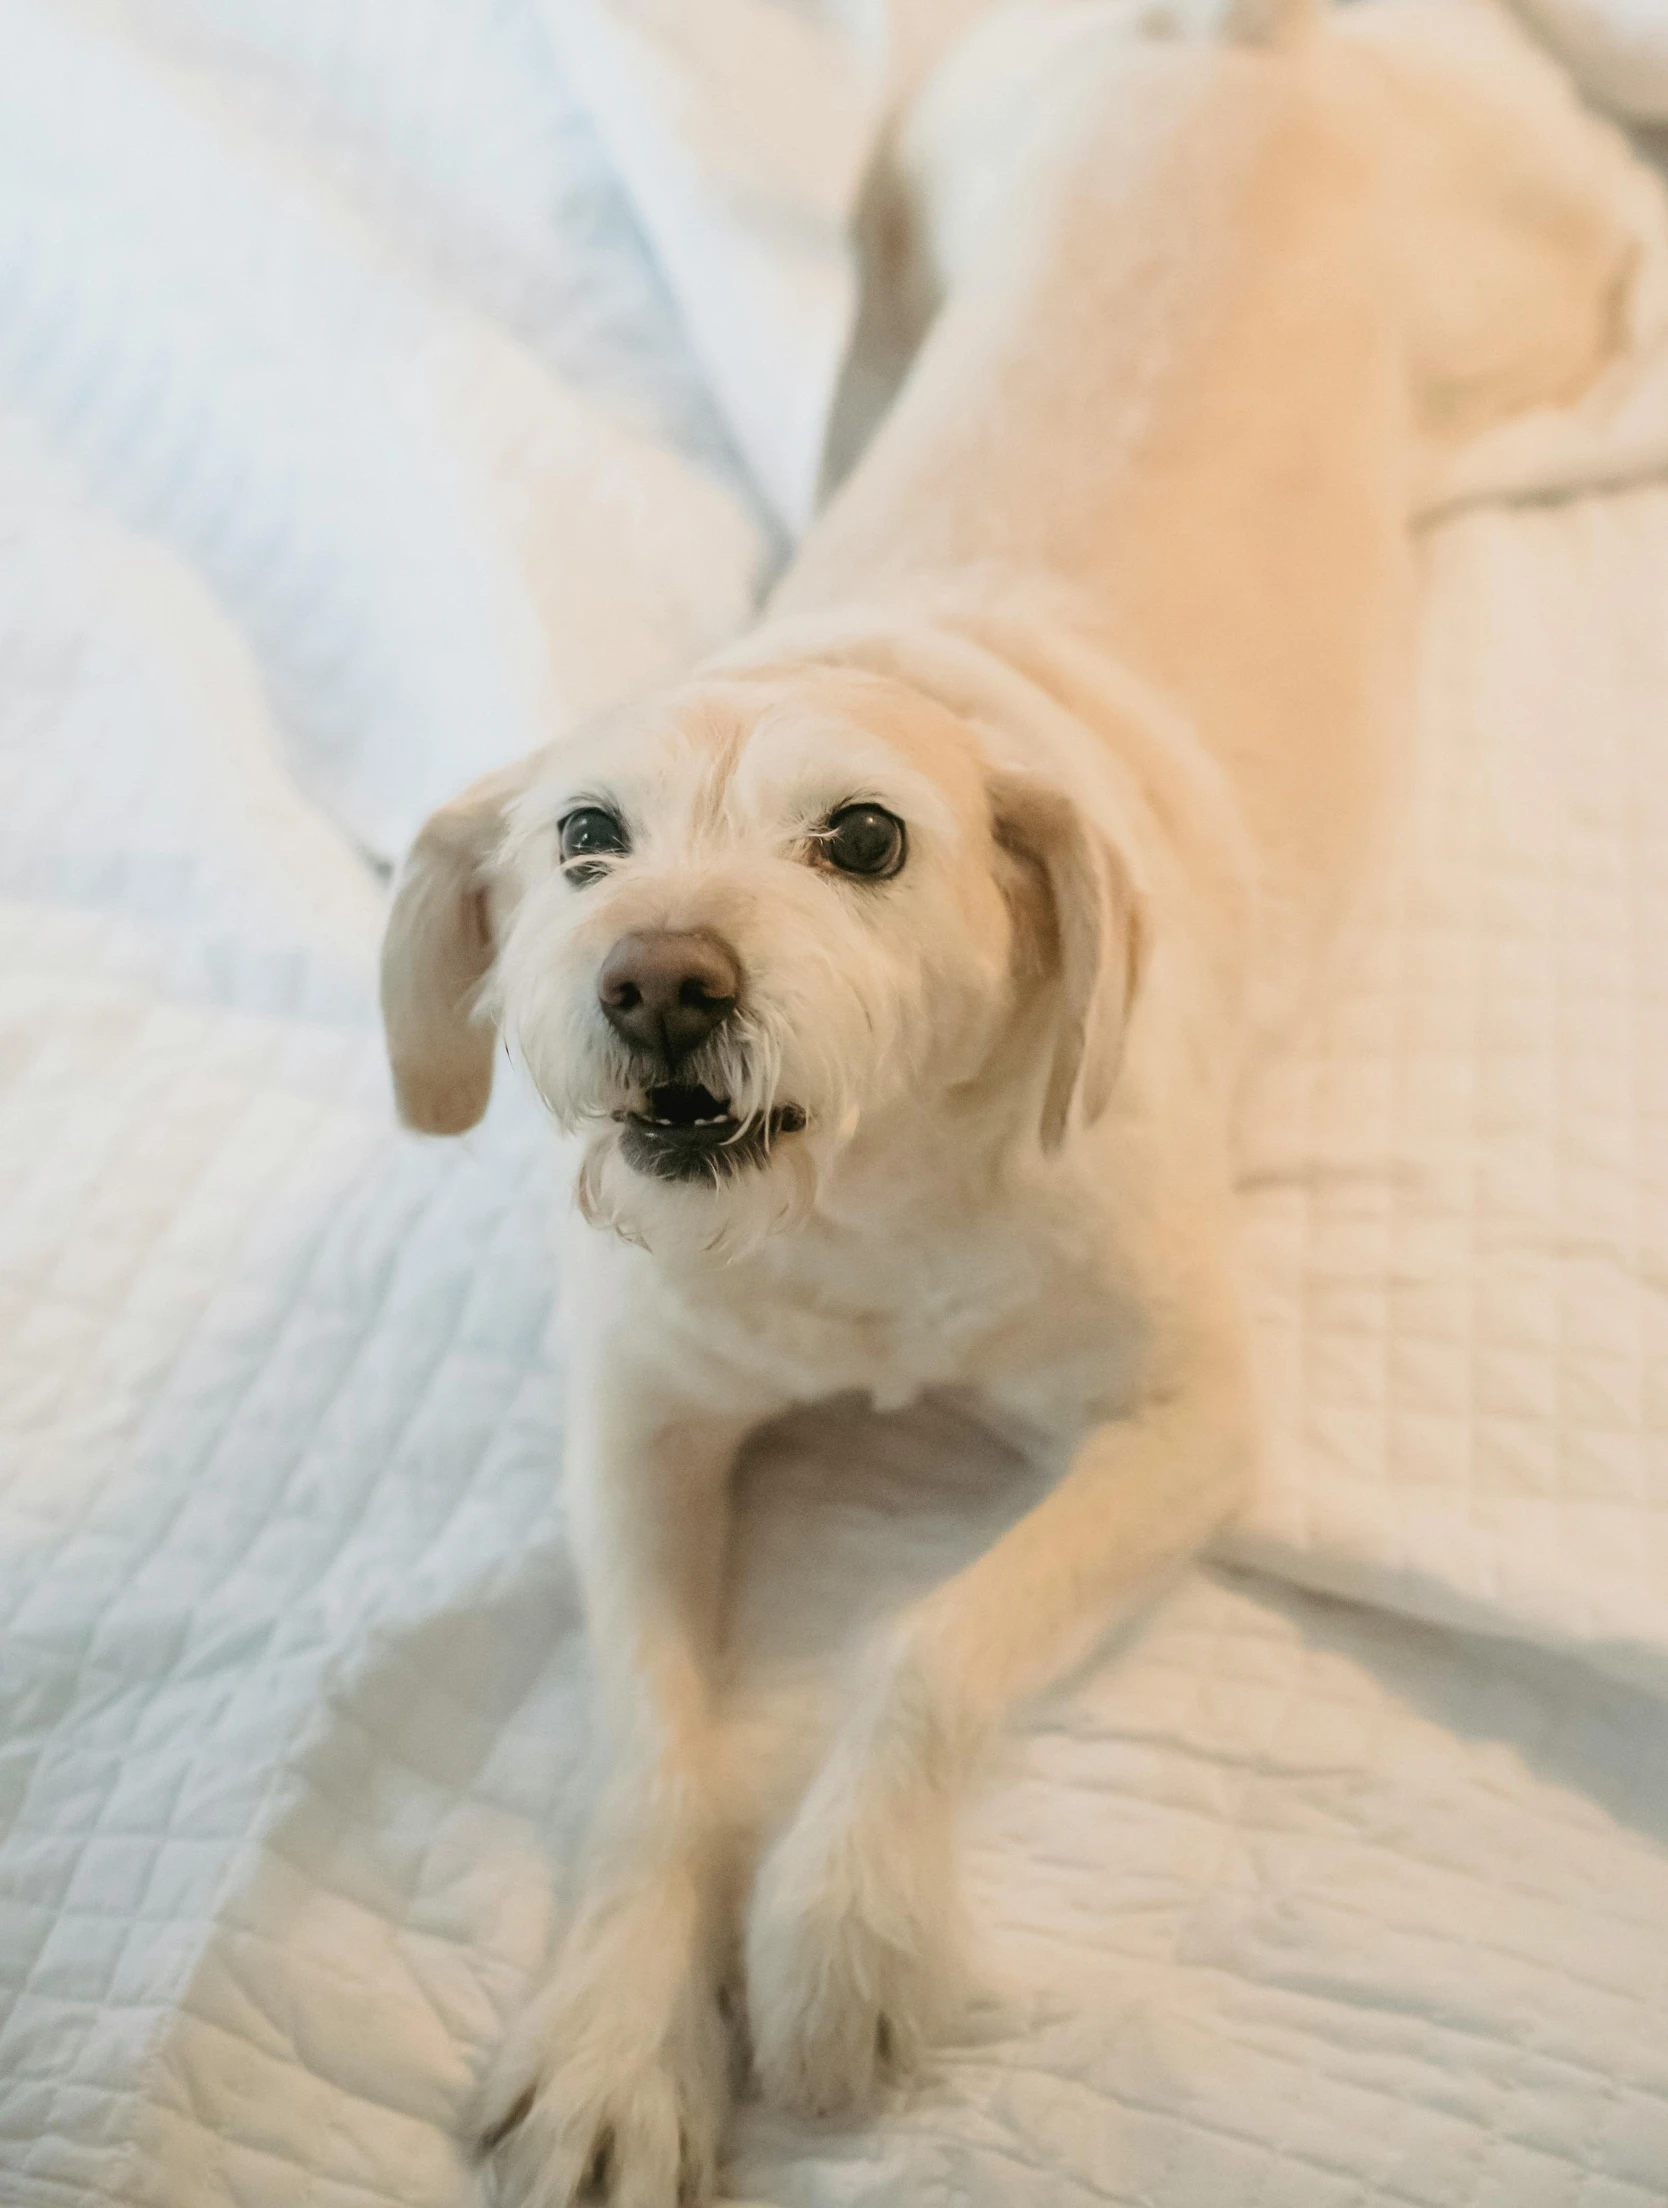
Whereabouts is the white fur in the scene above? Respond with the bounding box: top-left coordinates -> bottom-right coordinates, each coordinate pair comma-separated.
378,8 -> 1642,2201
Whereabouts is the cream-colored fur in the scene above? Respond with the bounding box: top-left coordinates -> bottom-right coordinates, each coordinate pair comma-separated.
377,8 -> 1638,2201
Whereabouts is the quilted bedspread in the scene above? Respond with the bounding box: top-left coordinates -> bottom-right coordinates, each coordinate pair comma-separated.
3,2 -> 1668,2204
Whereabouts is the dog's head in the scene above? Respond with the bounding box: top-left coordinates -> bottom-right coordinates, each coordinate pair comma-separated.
381,663 -> 1142,1253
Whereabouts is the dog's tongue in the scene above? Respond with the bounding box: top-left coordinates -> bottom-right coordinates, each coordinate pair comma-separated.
647,1084 -> 731,1128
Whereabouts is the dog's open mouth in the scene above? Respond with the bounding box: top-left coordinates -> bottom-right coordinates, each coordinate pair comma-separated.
615,1084 -> 806,1182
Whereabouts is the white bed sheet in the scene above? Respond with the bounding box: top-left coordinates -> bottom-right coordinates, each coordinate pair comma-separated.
3,2 -> 1668,2204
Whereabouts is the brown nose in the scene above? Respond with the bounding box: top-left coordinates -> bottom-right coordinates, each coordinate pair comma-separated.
597,929 -> 741,1067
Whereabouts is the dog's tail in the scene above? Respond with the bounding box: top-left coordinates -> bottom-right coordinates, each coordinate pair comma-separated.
1218,0 -> 1325,49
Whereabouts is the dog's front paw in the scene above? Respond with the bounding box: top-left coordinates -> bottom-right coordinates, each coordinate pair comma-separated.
744,1790 -> 963,2119
470,1906 -> 728,2207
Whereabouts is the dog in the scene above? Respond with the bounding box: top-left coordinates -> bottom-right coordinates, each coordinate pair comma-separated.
379,3 -> 1641,2199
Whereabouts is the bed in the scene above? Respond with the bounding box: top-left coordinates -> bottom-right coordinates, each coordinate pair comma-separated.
3,2 -> 1667,2202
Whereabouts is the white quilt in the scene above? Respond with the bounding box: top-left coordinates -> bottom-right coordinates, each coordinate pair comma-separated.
3,2 -> 1668,2204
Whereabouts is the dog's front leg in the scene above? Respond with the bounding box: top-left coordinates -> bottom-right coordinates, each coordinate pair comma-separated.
745,1280 -> 1252,2117
474,1357 -> 766,2208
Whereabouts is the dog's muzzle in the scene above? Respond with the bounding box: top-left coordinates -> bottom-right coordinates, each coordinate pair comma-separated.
597,927 -> 805,1180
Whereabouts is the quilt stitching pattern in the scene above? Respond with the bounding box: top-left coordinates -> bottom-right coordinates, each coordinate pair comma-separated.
1231,491 -> 1668,1693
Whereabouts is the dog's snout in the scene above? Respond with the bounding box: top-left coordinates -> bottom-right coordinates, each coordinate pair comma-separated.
598,929 -> 740,1065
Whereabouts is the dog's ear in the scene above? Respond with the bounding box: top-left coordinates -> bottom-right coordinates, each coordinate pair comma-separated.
989,769 -> 1145,1154
380,761 -> 535,1135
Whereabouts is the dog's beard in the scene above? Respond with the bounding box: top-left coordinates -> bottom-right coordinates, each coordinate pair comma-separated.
496,900 -> 937,1258
573,1117 -> 830,1260
611,1010 -> 796,1184
505,987 -> 855,1260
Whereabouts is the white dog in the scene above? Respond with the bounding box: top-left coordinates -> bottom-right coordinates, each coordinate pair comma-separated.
380,3 -> 1639,2200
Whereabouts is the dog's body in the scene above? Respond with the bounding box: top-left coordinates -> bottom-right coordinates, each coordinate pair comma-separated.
380,7 -> 1640,2201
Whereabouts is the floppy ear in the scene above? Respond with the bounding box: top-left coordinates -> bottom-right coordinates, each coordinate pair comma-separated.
380,761 -> 533,1135
989,769 -> 1145,1154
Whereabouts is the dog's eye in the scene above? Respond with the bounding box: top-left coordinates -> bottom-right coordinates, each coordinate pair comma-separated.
821,804 -> 906,880
559,807 -> 629,881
